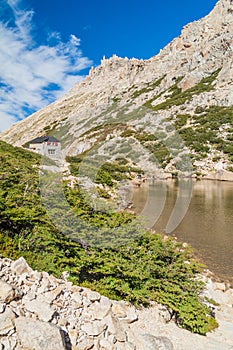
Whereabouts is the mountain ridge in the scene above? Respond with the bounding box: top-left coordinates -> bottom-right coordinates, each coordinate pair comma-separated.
1,0 -> 233,177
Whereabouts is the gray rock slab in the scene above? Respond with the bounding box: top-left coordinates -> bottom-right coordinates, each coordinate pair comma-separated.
81,320 -> 106,336
141,334 -> 174,350
0,307 -> 16,336
23,298 -> 55,322
14,317 -> 67,350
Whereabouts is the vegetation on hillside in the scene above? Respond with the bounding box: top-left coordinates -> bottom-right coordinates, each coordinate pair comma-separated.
67,154 -> 142,187
173,105 -> 233,164
61,69 -> 232,178
121,129 -> 172,168
0,140 -> 218,334
144,69 -> 221,111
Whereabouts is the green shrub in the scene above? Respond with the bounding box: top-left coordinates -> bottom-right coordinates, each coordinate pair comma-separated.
175,114 -> 189,128
132,75 -> 166,98
0,140 -> 218,335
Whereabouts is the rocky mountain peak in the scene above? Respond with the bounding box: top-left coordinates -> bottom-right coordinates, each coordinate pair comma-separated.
0,0 -> 232,177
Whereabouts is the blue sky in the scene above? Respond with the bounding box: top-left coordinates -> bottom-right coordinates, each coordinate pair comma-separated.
0,0 -> 218,132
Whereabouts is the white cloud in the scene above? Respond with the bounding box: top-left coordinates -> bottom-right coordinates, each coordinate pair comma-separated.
0,113 -> 18,132
0,0 -> 92,133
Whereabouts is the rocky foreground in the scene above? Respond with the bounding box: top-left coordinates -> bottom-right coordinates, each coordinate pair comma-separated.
0,257 -> 233,350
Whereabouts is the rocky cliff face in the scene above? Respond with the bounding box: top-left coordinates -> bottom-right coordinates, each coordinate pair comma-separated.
0,0 -> 233,176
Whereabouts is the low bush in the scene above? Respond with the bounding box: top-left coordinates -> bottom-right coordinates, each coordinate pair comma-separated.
0,140 -> 218,335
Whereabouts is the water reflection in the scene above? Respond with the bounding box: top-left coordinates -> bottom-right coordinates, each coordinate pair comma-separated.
132,179 -> 233,282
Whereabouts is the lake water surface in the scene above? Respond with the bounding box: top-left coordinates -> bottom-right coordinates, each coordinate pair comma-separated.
132,179 -> 233,283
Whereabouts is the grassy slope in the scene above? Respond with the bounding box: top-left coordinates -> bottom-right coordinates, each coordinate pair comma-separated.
0,140 -> 218,334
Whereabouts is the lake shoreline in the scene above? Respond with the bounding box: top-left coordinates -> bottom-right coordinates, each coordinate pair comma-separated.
130,178 -> 233,286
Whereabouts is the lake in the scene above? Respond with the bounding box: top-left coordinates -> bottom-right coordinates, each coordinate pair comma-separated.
132,179 -> 233,284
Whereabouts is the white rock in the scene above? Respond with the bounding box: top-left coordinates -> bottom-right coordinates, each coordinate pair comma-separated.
124,307 -> 138,324
0,336 -> 17,350
75,337 -> 94,350
88,296 -> 112,320
104,314 -> 127,342
23,299 -> 55,322
99,337 -> 114,349
0,303 -> 5,313
11,257 -> 32,275
112,302 -> 138,323
83,289 -> 101,302
71,291 -> 83,307
0,280 -> 20,304
215,282 -> 226,292
0,307 -> 15,336
112,302 -> 127,318
14,317 -> 67,350
81,320 -> 106,336
140,334 -> 174,350
114,341 -> 136,350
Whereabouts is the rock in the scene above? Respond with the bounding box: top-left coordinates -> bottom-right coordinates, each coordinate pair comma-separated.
0,307 -> 16,336
0,280 -> 21,304
215,282 -> 226,292
112,302 -> 138,323
0,303 -> 5,313
88,296 -> 112,320
11,257 -> 32,275
83,289 -> 101,302
68,328 -> 78,348
1,256 -> 233,349
99,338 -> 114,349
71,285 -> 83,293
158,305 -> 172,323
71,291 -> 83,308
124,307 -> 138,324
76,337 -> 94,350
204,170 -> 233,182
104,314 -> 127,342
1,0 -> 233,183
14,317 -> 67,350
0,336 -> 17,350
81,320 -> 107,336
30,270 -> 42,282
112,302 -> 127,318
141,334 -> 174,350
179,74 -> 202,91
23,298 -> 55,322
22,290 -> 36,301
40,286 -> 63,304
114,341 -> 136,350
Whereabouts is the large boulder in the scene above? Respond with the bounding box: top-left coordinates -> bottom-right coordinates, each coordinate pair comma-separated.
14,317 -> 67,350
